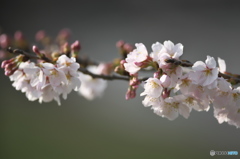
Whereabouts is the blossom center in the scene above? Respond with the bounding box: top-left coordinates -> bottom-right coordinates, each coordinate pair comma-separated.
150,81 -> 160,88
50,69 -> 58,76
204,68 -> 212,76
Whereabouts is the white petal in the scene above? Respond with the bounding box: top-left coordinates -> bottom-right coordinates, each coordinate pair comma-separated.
179,104 -> 191,119
192,61 -> 206,71
218,57 -> 226,73
205,56 -> 216,68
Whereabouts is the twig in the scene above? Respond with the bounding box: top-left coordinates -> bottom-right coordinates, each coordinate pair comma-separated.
7,47 -> 52,62
79,68 -> 149,82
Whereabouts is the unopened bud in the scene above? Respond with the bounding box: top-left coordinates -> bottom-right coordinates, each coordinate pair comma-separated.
5,70 -> 12,76
0,50 -> 6,59
160,74 -> 171,88
120,60 -> 126,65
0,34 -> 11,48
123,43 -> 133,53
32,45 -> 42,57
125,88 -> 136,100
130,76 -> 139,86
1,60 -> 8,68
71,40 -> 81,51
35,30 -> 46,41
14,31 -> 24,41
62,42 -> 70,54
58,28 -> 71,40
153,71 -> 160,78
116,40 -> 125,48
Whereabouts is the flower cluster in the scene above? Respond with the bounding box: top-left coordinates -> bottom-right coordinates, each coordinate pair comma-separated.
3,55 -> 81,105
124,40 -> 240,128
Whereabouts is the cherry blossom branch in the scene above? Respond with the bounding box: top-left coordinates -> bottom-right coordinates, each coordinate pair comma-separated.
5,47 -> 149,82
165,58 -> 240,84
7,47 -> 52,62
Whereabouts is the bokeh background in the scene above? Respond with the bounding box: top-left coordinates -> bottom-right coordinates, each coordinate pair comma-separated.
1,0 -> 240,158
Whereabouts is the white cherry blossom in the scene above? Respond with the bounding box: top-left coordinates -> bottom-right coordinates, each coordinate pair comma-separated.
152,95 -> 191,121
190,56 -> 219,86
140,77 -> 163,98
78,65 -> 107,100
124,43 -> 148,74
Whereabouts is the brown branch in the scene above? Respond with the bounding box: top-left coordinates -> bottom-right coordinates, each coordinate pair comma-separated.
7,47 -> 52,62
78,68 -> 149,82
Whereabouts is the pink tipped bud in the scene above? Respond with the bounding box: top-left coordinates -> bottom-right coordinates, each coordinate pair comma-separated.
123,43 -> 133,52
120,60 -> 126,65
153,71 -> 160,78
130,77 -> 139,86
62,42 -> 70,53
14,31 -> 24,41
32,45 -> 41,56
125,88 -> 136,100
5,70 -> 12,76
71,40 -> 81,52
0,50 -> 6,59
160,74 -> 171,88
5,63 -> 14,70
58,28 -> 71,40
116,40 -> 125,48
1,60 -> 8,68
35,30 -> 46,41
0,34 -> 11,48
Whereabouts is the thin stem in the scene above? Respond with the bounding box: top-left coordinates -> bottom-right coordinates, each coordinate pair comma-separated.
78,68 -> 148,82
7,47 -> 52,62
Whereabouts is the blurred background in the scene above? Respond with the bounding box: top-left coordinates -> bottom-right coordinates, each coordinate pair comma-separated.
1,0 -> 240,158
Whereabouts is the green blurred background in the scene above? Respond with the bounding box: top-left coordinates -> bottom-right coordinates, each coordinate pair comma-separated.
1,0 -> 240,158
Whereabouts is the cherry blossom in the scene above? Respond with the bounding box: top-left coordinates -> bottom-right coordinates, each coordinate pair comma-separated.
78,65 -> 107,100
124,43 -> 149,74
190,56 -> 219,86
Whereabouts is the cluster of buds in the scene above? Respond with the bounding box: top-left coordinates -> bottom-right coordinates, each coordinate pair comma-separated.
123,40 -> 240,128
0,31 -> 29,59
125,73 -> 140,100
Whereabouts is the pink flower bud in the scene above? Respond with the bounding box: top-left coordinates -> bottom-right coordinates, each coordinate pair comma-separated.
116,40 -> 125,48
0,50 -> 6,59
58,28 -> 71,40
125,88 -> 136,100
120,60 -> 126,65
62,42 -> 70,53
32,45 -> 42,56
123,43 -> 133,52
1,60 -> 8,68
0,34 -> 11,48
35,30 -> 46,41
160,74 -> 171,88
71,40 -> 81,52
5,70 -> 12,76
153,71 -> 160,78
14,31 -> 24,41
